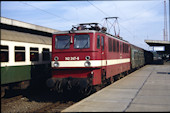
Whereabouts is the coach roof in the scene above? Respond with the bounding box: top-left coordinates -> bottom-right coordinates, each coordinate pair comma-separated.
1,29 -> 51,45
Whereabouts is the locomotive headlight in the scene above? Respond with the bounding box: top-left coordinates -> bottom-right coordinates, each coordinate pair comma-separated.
54,56 -> 59,61
54,61 -> 59,67
85,56 -> 90,60
84,61 -> 91,67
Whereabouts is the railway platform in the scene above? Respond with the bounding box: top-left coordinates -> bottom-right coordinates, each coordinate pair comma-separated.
62,62 -> 170,112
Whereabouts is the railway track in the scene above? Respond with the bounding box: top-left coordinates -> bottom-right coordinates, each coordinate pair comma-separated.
32,101 -> 75,112
1,95 -> 23,104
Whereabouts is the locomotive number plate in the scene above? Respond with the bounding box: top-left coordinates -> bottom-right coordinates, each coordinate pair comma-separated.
65,57 -> 79,61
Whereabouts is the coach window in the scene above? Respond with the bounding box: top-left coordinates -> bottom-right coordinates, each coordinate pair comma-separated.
108,38 -> 112,52
0,45 -> 8,62
97,35 -> 100,49
55,35 -> 70,49
15,46 -> 25,62
101,36 -> 104,50
30,47 -> 39,61
42,48 -> 50,61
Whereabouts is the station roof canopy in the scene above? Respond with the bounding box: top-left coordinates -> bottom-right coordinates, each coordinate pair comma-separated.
145,40 -> 170,54
145,40 -> 170,46
0,17 -> 59,34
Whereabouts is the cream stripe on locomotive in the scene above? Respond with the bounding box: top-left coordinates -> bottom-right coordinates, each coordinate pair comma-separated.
51,58 -> 130,68
1,40 -> 51,67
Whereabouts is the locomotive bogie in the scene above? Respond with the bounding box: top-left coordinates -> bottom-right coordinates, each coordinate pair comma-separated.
47,68 -> 101,93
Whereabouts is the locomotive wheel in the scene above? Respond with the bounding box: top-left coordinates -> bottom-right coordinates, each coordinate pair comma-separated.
125,71 -> 128,76
94,85 -> 101,92
114,74 -> 120,81
101,69 -> 108,86
84,85 -> 93,96
101,70 -> 106,81
110,77 -> 114,84
120,73 -> 124,79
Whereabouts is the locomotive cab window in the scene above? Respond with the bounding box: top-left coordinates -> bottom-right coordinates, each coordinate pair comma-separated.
55,35 -> 70,49
42,48 -> 50,61
30,47 -> 39,61
15,46 -> 25,62
74,34 -> 90,49
0,45 -> 9,62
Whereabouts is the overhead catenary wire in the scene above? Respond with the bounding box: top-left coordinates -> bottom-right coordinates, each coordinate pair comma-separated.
20,1 -> 137,38
20,1 -> 76,25
86,0 -> 136,37
18,1 -> 164,49
87,0 -> 110,17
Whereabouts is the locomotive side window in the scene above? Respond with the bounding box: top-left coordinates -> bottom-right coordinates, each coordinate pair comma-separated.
127,45 -> 129,53
120,42 -> 122,53
123,43 -> 124,53
74,34 -> 90,49
113,39 -> 116,52
42,48 -> 50,61
0,45 -> 9,62
97,35 -> 100,49
108,38 -> 112,52
15,46 -> 25,62
123,44 -> 128,53
124,44 -> 126,53
123,43 -> 125,53
124,44 -> 128,53
30,47 -> 39,61
117,41 -> 119,52
55,35 -> 70,49
101,36 -> 104,50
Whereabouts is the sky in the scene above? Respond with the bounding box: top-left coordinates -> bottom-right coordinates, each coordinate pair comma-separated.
1,0 -> 169,50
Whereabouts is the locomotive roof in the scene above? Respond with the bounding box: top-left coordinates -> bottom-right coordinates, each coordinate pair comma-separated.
1,29 -> 51,45
53,30 -> 129,43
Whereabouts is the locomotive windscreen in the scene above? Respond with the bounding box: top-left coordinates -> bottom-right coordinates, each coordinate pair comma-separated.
74,34 -> 90,49
55,35 -> 70,49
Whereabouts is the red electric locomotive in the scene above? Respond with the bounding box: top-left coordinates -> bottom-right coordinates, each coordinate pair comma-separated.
47,23 -> 131,94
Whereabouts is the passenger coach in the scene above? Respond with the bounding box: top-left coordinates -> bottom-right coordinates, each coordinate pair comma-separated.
1,29 -> 52,97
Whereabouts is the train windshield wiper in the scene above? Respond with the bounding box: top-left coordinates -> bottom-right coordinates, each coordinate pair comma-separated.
64,40 -> 70,48
83,41 -> 88,48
